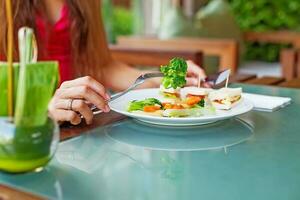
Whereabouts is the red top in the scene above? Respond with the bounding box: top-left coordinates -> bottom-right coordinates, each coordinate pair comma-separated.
0,5 -> 72,83
36,5 -> 72,83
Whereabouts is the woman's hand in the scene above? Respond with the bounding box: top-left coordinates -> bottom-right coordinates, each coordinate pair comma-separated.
186,60 -> 208,87
48,76 -> 111,125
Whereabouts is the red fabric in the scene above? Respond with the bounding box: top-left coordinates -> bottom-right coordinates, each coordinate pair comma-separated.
36,4 -> 72,84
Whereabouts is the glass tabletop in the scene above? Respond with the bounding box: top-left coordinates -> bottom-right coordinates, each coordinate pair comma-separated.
1,84 -> 300,200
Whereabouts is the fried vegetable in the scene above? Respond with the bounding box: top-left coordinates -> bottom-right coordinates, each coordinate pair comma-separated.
160,57 -> 188,89
128,98 -> 162,112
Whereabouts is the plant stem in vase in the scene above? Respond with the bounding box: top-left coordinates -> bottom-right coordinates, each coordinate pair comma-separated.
5,0 -> 14,118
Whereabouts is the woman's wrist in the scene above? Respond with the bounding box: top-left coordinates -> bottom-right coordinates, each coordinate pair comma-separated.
149,77 -> 162,88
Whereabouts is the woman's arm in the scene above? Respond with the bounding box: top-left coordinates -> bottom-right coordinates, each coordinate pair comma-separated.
48,60 -> 207,125
102,60 -> 207,92
102,60 -> 159,92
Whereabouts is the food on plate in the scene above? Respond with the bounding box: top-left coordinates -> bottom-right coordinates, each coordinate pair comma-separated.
208,87 -> 242,110
126,57 -> 243,118
162,106 -> 215,117
181,87 -> 213,106
127,97 -> 215,118
159,85 -> 181,103
160,57 -> 188,89
127,98 -> 163,117
127,98 -> 162,112
159,57 -> 188,103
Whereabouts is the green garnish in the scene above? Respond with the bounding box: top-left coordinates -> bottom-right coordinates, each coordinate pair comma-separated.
198,99 -> 205,108
128,98 -> 162,112
160,57 -> 188,89
192,99 -> 205,108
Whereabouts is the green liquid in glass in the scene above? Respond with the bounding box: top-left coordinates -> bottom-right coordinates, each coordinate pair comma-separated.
0,118 -> 57,173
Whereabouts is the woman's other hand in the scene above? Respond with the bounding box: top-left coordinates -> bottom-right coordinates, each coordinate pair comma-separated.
48,76 -> 111,125
186,60 -> 209,87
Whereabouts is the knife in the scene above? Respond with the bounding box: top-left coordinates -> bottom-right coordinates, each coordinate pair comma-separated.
204,69 -> 231,86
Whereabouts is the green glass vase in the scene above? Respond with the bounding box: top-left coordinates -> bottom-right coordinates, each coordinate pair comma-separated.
0,60 -> 59,173
0,117 -> 59,173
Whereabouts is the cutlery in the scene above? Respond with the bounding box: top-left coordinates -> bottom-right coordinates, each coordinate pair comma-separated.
109,72 -> 164,102
204,69 -> 231,86
91,69 -> 231,115
90,72 -> 163,115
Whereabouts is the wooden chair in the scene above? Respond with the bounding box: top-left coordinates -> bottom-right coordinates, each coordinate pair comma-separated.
280,49 -> 298,80
109,44 -> 203,67
116,36 -> 239,73
244,31 -> 300,49
278,48 -> 300,88
244,31 -> 300,80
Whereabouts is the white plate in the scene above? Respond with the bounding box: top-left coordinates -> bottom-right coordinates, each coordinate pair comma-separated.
109,88 -> 253,126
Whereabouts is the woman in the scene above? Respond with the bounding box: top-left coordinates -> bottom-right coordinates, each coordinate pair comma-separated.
0,0 -> 206,125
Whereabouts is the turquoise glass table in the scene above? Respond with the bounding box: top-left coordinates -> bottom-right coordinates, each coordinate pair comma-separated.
1,84 -> 300,200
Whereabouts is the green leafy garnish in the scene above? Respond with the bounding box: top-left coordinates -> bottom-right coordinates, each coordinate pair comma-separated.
192,99 -> 205,108
198,99 -> 205,108
128,98 -> 162,112
160,57 -> 188,89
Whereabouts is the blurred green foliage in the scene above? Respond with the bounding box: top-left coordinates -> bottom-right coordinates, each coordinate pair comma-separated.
102,1 -> 133,43
245,43 -> 291,62
111,7 -> 133,43
228,0 -> 300,62
101,0 -> 300,61
229,1 -> 300,31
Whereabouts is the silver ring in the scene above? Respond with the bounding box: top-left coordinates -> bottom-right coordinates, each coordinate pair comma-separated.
68,99 -> 74,110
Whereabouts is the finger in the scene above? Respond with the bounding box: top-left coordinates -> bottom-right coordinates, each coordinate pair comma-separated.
71,99 -> 94,125
60,76 -> 110,100
203,82 -> 213,88
51,98 -> 70,110
49,109 -> 82,125
51,99 -> 94,124
56,86 -> 109,112
186,77 -> 212,87
186,60 -> 206,78
186,77 -> 199,86
187,66 -> 206,79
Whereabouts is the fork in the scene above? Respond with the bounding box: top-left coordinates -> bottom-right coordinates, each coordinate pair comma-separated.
91,72 -> 163,115
109,72 -> 164,102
